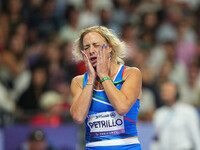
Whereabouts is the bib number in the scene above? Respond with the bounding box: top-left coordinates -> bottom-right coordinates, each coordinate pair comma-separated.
87,111 -> 125,136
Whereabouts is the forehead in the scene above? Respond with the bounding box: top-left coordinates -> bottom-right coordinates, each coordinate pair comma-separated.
162,83 -> 176,91
83,32 -> 106,45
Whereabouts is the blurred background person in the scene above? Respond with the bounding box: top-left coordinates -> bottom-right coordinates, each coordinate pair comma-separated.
151,81 -> 200,150
17,129 -> 54,150
15,63 -> 48,122
29,91 -> 69,127
58,5 -> 80,43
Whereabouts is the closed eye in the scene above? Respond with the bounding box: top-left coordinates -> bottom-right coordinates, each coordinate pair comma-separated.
84,46 -> 89,51
94,44 -> 100,48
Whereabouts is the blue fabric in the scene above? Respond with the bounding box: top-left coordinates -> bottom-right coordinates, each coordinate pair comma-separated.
83,65 -> 141,148
86,144 -> 142,150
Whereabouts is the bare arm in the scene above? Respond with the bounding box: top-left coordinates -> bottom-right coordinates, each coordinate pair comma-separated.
70,50 -> 96,124
97,44 -> 142,116
70,76 -> 94,124
102,67 -> 142,116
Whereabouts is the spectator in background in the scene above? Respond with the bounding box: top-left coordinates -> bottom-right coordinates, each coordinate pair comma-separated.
16,63 -> 48,122
0,7 -> 9,50
29,0 -> 59,40
60,42 -> 79,83
0,33 -> 31,101
180,62 -> 200,108
44,42 -> 68,92
112,0 -> 135,27
99,8 -> 120,34
151,81 -> 200,150
196,40 -> 200,67
29,91 -> 68,127
138,65 -> 157,121
156,6 -> 182,43
4,0 -> 25,37
176,20 -> 198,68
78,0 -> 100,29
121,23 -> 138,66
17,129 -> 54,150
59,5 -> 80,43
139,11 -> 158,36
154,41 -> 188,88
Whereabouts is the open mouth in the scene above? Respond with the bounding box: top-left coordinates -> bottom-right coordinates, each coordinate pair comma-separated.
90,57 -> 97,63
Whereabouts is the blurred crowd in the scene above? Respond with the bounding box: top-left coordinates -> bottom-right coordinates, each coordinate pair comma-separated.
0,0 -> 200,127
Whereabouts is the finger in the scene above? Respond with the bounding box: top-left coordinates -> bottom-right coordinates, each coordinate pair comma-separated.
102,44 -> 109,61
100,44 -> 104,60
80,50 -> 87,63
81,50 -> 90,62
97,49 -> 101,62
81,50 -> 92,69
104,44 -> 108,60
104,45 -> 110,60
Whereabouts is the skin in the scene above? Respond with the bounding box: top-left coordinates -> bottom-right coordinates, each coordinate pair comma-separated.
160,82 -> 177,107
70,32 -> 142,124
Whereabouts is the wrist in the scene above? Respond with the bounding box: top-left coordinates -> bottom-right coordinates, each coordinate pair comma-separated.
87,78 -> 95,84
101,77 -> 111,83
98,74 -> 109,81
88,74 -> 96,83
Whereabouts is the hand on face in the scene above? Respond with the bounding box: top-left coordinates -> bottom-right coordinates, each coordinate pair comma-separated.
96,44 -> 111,80
81,32 -> 112,81
80,50 -> 96,81
81,43 -> 111,80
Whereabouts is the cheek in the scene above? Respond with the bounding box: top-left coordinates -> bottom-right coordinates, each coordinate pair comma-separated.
84,51 -> 90,57
107,45 -> 112,53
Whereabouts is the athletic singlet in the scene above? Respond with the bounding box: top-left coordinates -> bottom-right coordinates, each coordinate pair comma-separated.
83,65 -> 140,146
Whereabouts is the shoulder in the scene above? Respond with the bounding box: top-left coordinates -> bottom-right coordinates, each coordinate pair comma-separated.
123,66 -> 141,79
177,102 -> 198,115
71,74 -> 85,89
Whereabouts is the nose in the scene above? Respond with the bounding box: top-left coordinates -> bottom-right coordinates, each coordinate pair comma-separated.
89,45 -> 96,55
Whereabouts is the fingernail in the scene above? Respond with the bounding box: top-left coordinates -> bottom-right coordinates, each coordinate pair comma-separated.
105,45 -> 107,48
98,50 -> 100,53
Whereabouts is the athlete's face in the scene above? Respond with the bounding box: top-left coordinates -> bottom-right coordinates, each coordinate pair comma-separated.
82,32 -> 108,67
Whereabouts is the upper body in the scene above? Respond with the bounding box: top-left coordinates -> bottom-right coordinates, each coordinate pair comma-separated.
70,26 -> 142,144
151,81 -> 200,150
152,102 -> 200,150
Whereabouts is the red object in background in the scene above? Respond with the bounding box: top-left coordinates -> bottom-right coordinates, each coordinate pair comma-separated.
76,61 -> 86,75
29,101 -> 71,127
30,114 -> 61,127
61,101 -> 71,110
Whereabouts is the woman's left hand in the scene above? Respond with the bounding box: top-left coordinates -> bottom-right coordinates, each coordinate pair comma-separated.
96,44 -> 111,80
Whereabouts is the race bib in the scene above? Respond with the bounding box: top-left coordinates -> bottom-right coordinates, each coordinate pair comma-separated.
87,111 -> 125,136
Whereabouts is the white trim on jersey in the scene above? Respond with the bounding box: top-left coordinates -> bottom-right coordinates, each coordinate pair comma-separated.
86,137 -> 140,147
92,97 -> 112,106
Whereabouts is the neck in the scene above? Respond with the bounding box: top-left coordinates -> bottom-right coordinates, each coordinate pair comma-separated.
166,101 -> 176,107
109,62 -> 118,77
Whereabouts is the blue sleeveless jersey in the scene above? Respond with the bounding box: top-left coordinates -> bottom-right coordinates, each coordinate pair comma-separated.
83,65 -> 140,145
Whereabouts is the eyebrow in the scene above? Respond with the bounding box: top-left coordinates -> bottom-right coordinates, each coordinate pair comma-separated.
83,42 -> 100,47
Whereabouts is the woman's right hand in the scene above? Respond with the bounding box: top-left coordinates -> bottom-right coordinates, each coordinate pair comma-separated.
80,50 -> 96,83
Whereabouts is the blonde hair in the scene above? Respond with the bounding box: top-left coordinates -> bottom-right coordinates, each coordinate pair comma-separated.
73,26 -> 127,64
